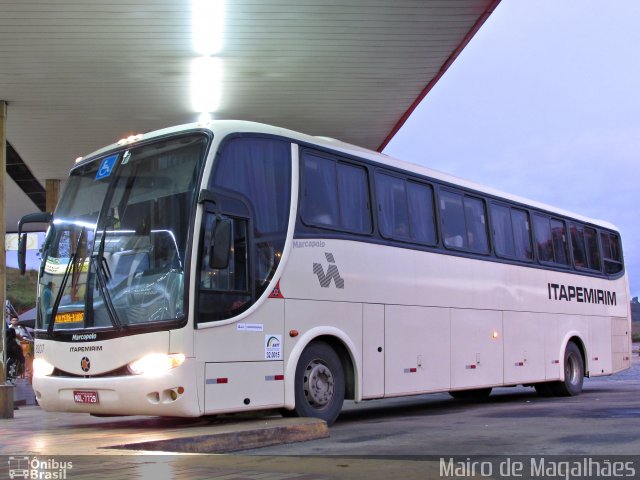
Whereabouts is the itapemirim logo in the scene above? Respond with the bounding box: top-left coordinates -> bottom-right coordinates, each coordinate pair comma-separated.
7,456 -> 73,479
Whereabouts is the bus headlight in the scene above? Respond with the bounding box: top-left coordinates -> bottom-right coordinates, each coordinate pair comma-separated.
127,353 -> 186,377
33,358 -> 55,377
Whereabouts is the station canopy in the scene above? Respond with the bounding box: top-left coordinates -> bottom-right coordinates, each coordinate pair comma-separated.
1,0 -> 499,232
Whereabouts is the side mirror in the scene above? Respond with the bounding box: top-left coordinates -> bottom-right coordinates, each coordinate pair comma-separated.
18,233 -> 28,275
17,211 -> 53,275
209,218 -> 232,269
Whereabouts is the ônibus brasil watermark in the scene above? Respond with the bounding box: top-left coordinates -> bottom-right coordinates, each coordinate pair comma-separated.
7,456 -> 73,480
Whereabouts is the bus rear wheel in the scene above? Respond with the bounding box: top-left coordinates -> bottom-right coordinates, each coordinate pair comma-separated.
551,342 -> 584,396
449,387 -> 492,401
291,341 -> 345,426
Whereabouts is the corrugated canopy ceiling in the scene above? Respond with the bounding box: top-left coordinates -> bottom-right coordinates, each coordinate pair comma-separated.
1,0 -> 499,232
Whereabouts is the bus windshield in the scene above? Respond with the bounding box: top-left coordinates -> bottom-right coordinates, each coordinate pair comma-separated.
37,134 -> 209,332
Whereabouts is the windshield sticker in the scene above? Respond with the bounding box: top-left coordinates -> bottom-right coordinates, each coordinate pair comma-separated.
265,335 -> 282,360
44,257 -> 89,274
95,154 -> 118,180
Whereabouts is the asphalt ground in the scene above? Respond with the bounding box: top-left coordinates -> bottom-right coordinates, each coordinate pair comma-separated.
1,345 -> 639,479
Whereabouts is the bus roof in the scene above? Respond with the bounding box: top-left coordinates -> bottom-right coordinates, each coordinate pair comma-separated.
78,120 -> 619,232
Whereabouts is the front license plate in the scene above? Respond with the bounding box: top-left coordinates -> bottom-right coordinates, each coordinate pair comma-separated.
73,390 -> 99,404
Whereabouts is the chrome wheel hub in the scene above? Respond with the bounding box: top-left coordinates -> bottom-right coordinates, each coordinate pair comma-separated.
303,360 -> 335,408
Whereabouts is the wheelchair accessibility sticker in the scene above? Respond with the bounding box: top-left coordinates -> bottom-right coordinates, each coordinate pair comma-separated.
95,154 -> 118,180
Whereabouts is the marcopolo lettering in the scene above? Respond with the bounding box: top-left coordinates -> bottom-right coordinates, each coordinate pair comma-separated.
72,333 -> 97,341
547,283 -> 616,306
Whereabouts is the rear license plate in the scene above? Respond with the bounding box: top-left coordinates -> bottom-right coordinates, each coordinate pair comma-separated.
73,390 -> 99,404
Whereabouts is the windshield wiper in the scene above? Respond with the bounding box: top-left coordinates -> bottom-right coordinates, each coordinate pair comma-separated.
91,219 -> 122,330
48,227 -> 85,334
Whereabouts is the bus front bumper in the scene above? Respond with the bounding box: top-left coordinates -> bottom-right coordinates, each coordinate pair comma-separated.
32,360 -> 201,417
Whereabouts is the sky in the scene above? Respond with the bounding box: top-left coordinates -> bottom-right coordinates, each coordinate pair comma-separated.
5,233 -> 44,271
384,0 -> 640,300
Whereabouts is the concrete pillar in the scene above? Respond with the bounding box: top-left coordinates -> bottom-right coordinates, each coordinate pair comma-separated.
1,100 -> 7,377
45,179 -> 60,213
0,99 -> 13,418
0,385 -> 14,417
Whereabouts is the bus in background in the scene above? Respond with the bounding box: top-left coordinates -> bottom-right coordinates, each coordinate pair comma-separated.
18,120 -> 631,425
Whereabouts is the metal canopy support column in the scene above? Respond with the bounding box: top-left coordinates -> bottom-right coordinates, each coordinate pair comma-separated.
0,99 -> 15,418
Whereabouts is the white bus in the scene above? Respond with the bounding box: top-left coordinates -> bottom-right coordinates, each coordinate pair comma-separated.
19,120 -> 631,425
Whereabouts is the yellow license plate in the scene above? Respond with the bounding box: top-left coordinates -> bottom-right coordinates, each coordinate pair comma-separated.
56,311 -> 84,324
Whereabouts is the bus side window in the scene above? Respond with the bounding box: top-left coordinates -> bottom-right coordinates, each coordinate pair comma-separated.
441,190 -> 488,253
570,224 -> 587,268
511,208 -> 533,260
209,136 -> 291,304
584,226 -> 601,270
601,231 -> 623,274
302,152 -> 371,234
406,181 -> 436,245
440,191 -> 466,249
337,162 -> 371,234
491,204 -> 515,257
573,224 -> 601,271
302,155 -> 339,227
376,173 -> 410,239
550,219 -> 569,265
199,213 -> 251,321
463,196 -> 489,253
533,214 -> 554,263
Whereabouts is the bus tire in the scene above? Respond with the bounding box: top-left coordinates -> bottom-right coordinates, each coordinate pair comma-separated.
292,341 -> 345,426
551,342 -> 584,397
449,387 -> 492,401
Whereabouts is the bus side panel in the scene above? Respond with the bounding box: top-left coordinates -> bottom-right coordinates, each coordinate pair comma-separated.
195,300 -> 285,363
362,303 -> 385,399
450,309 -> 503,389
204,361 -> 284,414
588,316 -> 613,376
611,317 -> 632,373
384,305 -> 450,397
555,315 -> 589,378
543,313 -> 561,380
503,311 -> 546,384
284,299 -> 363,390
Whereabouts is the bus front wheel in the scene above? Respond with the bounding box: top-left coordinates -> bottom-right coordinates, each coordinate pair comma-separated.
551,342 -> 584,396
291,341 -> 345,426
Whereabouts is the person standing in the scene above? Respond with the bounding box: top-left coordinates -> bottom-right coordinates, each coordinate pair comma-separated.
9,317 -> 30,341
4,328 -> 24,385
9,317 -> 32,382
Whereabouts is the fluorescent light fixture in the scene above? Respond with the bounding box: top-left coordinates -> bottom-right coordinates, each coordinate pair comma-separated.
192,0 -> 225,56
191,56 -> 223,113
198,112 -> 213,125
